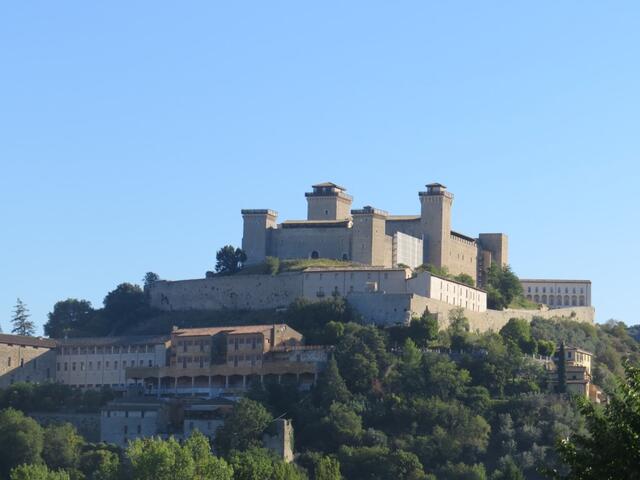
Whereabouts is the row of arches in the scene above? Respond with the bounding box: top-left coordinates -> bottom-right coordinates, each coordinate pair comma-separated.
526,294 -> 586,307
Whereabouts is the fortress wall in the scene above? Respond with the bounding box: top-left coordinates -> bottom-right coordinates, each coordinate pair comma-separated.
347,292 -> 595,331
385,218 -> 422,239
149,274 -> 303,311
446,235 -> 479,282
271,227 -> 352,261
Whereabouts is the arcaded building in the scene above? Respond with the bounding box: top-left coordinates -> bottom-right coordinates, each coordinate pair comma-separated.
242,182 -> 508,286
520,279 -> 591,308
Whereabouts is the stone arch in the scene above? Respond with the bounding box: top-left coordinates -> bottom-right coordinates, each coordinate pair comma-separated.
541,295 -> 547,304
549,296 -> 555,306
571,295 -> 578,306
557,295 -> 562,305
564,295 -> 570,305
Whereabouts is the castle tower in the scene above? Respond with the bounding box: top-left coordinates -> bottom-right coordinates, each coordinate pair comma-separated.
305,182 -> 353,220
351,206 -> 389,266
241,209 -> 278,265
419,183 -> 453,269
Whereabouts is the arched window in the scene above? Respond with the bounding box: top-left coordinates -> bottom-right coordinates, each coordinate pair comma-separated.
579,296 -> 585,306
549,296 -> 555,306
557,295 -> 562,305
534,295 -> 540,303
541,295 -> 547,304
564,295 -> 570,305
310,251 -> 319,259
571,295 -> 577,306
526,295 -> 532,300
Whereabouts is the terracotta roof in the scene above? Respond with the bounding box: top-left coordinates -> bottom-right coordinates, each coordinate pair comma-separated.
0,334 -> 56,348
173,324 -> 291,337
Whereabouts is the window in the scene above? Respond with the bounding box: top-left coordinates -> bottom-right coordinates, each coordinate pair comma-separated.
72,362 -> 76,371
97,361 -> 101,369
56,362 -> 60,371
124,425 -> 128,434
105,361 -> 110,369
137,425 -> 142,434
80,362 -> 84,371
64,362 -> 68,371
88,361 -> 93,370
311,251 -> 319,259
148,360 -> 153,367
7,357 -> 11,367
114,361 -> 118,370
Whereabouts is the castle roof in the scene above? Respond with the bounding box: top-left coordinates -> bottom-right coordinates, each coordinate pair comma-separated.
281,219 -> 351,229
312,182 -> 346,190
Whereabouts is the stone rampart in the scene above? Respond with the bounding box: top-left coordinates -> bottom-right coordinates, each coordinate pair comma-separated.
347,292 -> 595,331
149,273 -> 303,311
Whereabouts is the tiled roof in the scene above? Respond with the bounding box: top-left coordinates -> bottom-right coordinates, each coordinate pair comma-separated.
172,324 -> 287,337
56,335 -> 170,346
0,334 -> 56,348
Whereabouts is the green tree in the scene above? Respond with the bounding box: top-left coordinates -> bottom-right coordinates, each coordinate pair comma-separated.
183,430 -> 233,480
44,299 -> 94,338
215,245 -> 247,274
228,447 -> 306,480
453,273 -> 475,287
315,456 -> 342,480
437,462 -> 486,480
556,342 -> 567,394
0,408 -> 44,478
11,299 -> 35,336
408,311 -> 439,347
103,283 -> 147,334
127,436 -> 195,480
314,357 -> 351,409
321,402 -> 363,446
554,363 -> 640,479
10,464 -> 70,480
79,447 -> 120,480
499,318 -> 537,355
214,398 -> 273,455
42,423 -> 84,471
486,264 -> 523,310
143,272 -> 160,289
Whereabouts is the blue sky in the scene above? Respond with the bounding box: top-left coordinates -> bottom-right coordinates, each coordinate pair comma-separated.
1,2 -> 639,334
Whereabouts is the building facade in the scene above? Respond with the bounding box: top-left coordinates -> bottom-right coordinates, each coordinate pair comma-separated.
0,334 -> 57,387
55,335 -> 169,390
547,346 -> 605,403
126,324 -> 327,396
521,279 -> 591,308
242,182 -> 508,286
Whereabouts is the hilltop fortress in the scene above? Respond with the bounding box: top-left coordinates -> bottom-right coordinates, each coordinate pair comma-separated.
148,181 -> 595,331
242,182 -> 507,287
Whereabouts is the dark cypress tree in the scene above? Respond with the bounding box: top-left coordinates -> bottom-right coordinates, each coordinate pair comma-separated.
557,341 -> 567,394
314,356 -> 351,409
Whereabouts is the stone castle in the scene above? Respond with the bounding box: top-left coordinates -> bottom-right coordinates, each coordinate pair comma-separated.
242,182 -> 508,286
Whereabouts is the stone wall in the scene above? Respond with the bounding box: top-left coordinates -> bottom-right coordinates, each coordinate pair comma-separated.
0,344 -> 56,388
271,227 -> 352,261
149,273 -> 303,311
346,292 -> 595,331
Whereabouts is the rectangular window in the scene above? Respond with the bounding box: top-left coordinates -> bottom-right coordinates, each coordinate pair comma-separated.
7,357 -> 11,367
97,361 -> 101,369
105,361 -> 110,369
80,362 -> 84,371
64,362 -> 68,371
72,362 -> 76,371
114,361 -> 118,370
148,360 -> 153,367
